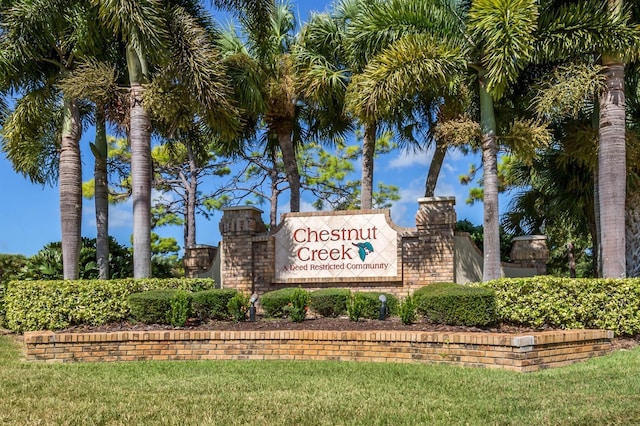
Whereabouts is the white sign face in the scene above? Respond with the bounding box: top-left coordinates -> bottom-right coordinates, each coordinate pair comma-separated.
274,212 -> 398,281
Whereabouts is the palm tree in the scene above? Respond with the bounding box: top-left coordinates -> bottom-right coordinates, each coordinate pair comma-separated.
534,0 -> 640,277
92,0 -> 241,277
0,0 -> 112,280
218,2 -> 303,213
337,0 -> 541,281
58,60 -> 124,279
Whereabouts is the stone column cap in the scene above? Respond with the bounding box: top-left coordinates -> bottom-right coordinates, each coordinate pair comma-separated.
512,235 -> 547,241
222,206 -> 264,214
417,196 -> 456,203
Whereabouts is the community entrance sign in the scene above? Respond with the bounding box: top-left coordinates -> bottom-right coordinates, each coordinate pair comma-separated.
274,212 -> 398,281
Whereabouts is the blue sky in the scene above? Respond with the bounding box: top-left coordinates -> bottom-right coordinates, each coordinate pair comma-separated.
0,0 -> 497,257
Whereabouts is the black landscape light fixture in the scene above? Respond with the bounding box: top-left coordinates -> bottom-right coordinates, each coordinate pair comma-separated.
249,293 -> 258,322
378,294 -> 387,321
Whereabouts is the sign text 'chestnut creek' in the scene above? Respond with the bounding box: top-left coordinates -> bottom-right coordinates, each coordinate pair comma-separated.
274,212 -> 398,281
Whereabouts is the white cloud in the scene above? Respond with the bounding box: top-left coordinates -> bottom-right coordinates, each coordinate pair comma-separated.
387,148 -> 432,170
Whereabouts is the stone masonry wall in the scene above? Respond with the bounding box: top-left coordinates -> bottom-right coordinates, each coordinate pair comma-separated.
219,198 -> 457,298
23,329 -> 613,372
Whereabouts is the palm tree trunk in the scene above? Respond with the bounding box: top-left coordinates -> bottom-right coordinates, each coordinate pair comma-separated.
269,151 -> 279,230
130,83 -> 152,278
185,140 -> 197,248
424,139 -> 447,197
60,97 -> 83,280
274,123 -> 300,212
361,121 -> 377,210
598,60 -> 626,278
94,107 -> 109,279
127,44 -> 152,278
479,74 -> 501,282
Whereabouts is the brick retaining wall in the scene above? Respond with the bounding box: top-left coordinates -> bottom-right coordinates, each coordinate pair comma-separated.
23,329 -> 613,372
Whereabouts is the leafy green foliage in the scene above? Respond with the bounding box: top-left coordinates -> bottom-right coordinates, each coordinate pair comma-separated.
192,289 -> 238,320
309,288 -> 350,317
259,288 -> 301,318
398,294 -> 417,325
347,292 -> 397,321
455,219 -> 514,262
414,283 -> 497,327
167,290 -> 192,327
128,290 -> 178,325
285,288 -> 310,322
477,277 -> 640,335
346,293 -> 366,322
4,278 -> 215,332
227,293 -> 250,323
355,292 -> 398,319
0,254 -> 28,284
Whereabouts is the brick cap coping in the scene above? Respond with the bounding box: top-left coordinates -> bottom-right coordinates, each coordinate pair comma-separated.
24,328 -> 613,347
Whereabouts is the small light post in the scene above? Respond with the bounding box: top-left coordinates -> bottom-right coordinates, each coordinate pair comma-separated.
378,294 -> 387,321
249,293 -> 258,322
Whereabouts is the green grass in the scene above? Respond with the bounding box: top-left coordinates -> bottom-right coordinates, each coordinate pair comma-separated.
2,336 -> 640,425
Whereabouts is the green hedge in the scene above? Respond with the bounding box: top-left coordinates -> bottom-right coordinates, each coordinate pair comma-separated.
309,288 -> 350,317
127,290 -> 181,324
415,282 -> 496,327
192,289 -> 238,320
477,277 -> 640,335
260,287 -> 300,318
0,282 -> 6,328
3,278 -> 216,332
353,291 -> 398,319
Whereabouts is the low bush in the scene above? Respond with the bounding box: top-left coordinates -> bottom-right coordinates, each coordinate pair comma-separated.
128,290 -> 179,324
477,277 -> 640,335
354,292 -> 398,319
285,288 -> 310,322
347,292 -> 366,322
0,282 -> 5,328
167,290 -> 192,327
3,278 -> 216,332
227,293 -> 250,322
310,288 -> 350,317
260,287 -> 300,318
192,289 -> 238,320
415,282 -> 496,327
398,294 -> 417,325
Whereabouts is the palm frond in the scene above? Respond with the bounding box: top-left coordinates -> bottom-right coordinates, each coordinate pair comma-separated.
0,87 -> 61,185
346,33 -> 465,122
467,0 -> 538,100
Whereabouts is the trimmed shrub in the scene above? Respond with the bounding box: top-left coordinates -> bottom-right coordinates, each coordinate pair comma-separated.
398,294 -> 418,325
415,282 -> 496,326
285,288 -> 310,322
192,289 -> 238,320
354,292 -> 398,319
3,278 -> 216,332
347,292 -> 366,322
310,288 -> 350,317
477,277 -> 640,335
0,283 -> 5,328
227,293 -> 250,322
167,290 -> 192,327
260,287 -> 300,318
127,290 -> 178,324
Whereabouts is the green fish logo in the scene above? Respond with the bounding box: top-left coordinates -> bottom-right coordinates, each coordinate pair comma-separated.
352,242 -> 374,261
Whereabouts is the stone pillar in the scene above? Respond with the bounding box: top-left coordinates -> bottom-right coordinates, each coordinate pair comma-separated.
183,245 -> 217,278
510,235 -> 549,275
406,197 -> 456,285
219,206 -> 267,293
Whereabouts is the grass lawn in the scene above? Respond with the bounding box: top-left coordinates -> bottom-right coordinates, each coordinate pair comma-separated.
1,335 -> 640,425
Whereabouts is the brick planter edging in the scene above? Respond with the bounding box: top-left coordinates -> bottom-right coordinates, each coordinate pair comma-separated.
23,329 -> 614,372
